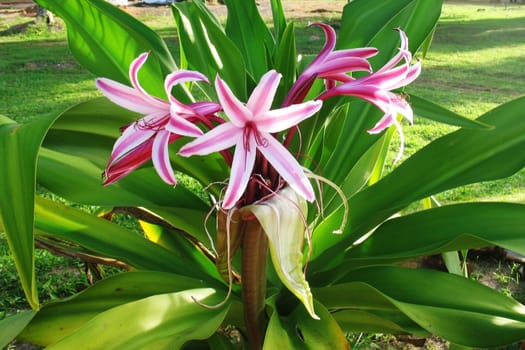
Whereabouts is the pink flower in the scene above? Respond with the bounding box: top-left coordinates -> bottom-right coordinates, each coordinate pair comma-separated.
319,29 -> 422,161
179,70 -> 323,209
284,23 -> 378,106
96,52 -> 220,185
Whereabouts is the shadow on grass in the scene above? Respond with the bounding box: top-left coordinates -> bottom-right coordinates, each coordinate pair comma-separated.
434,16 -> 525,50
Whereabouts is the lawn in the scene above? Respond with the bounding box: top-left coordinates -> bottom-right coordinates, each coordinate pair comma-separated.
1,0 -> 524,345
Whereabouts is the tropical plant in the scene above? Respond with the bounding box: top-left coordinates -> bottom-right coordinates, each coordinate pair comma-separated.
1,0 -> 525,349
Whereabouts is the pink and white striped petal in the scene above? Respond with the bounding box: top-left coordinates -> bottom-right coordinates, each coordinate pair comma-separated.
257,100 -> 322,133
247,70 -> 282,117
179,123 -> 240,157
164,70 -> 210,105
257,133 -> 315,202
95,78 -> 167,114
151,129 -> 177,185
221,137 -> 258,209
215,76 -> 252,126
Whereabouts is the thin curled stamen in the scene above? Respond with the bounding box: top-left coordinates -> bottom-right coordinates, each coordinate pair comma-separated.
304,169 -> 349,235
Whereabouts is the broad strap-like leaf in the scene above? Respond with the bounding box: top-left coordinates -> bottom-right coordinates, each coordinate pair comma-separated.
338,0 -> 442,57
244,187 -> 317,319
316,266 -> 525,347
43,288 -> 228,349
172,1 -> 247,99
224,0 -> 275,80
0,311 -> 37,348
344,202 -> 525,268
18,272 -> 213,346
410,94 -> 493,129
33,196 -> 218,282
311,96 -> 525,267
263,301 -> 349,349
34,0 -> 179,99
0,114 -> 59,310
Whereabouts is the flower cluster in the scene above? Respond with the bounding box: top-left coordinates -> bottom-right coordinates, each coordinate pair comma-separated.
96,25 -> 421,209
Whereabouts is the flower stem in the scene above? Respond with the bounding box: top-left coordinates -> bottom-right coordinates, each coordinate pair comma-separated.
241,218 -> 268,350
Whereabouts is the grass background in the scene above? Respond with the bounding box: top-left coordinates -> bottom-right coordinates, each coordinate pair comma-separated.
0,0 -> 524,339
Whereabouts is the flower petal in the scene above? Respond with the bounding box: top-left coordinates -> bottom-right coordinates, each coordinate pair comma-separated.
166,107 -> 204,137
257,100 -> 322,133
309,23 -> 337,66
109,123 -> 156,165
316,57 -> 372,78
247,70 -> 281,117
128,52 -> 168,109
222,136 -> 257,209
216,75 -> 252,126
164,69 -> 210,105
104,140 -> 153,185
178,123 -> 240,157
95,78 -> 167,114
152,130 -> 177,185
257,133 -> 315,202
189,101 -> 222,116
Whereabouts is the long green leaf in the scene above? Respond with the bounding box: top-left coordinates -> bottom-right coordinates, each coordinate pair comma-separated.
410,94 -> 493,129
34,0 -> 178,99
264,301 -> 348,349
0,114 -> 58,309
18,272 -> 212,345
33,196 -> 216,281
224,0 -> 275,80
172,1 -> 247,99
344,203 -> 525,267
318,266 -> 525,347
338,0 -> 442,57
0,311 -> 36,348
44,288 -> 228,349
311,96 -> 525,267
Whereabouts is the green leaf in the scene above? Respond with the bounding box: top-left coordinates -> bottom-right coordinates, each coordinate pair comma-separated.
224,0 -> 275,79
0,311 -> 37,348
34,0 -> 178,99
410,94 -> 493,129
139,220 -> 222,282
331,309 -> 423,335
327,266 -> 525,347
273,22 -> 297,106
244,187 -> 317,319
345,203 -> 525,267
339,0 -> 442,60
270,0 -> 287,43
264,301 -> 348,349
172,1 -> 247,99
44,288 -> 228,349
0,114 -> 58,309
33,196 -> 216,281
18,272 -> 212,346
311,96 -> 525,267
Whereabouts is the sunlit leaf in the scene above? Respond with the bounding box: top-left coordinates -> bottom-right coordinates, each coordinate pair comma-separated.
18,272 -> 215,345
0,114 -> 58,310
319,266 -> 525,347
44,288 -> 228,349
34,0 -> 179,99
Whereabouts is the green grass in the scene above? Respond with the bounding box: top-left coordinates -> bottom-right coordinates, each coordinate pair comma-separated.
1,0 -> 524,315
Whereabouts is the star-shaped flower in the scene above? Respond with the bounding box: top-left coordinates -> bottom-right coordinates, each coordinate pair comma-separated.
179,70 -> 322,209
96,52 -> 220,185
